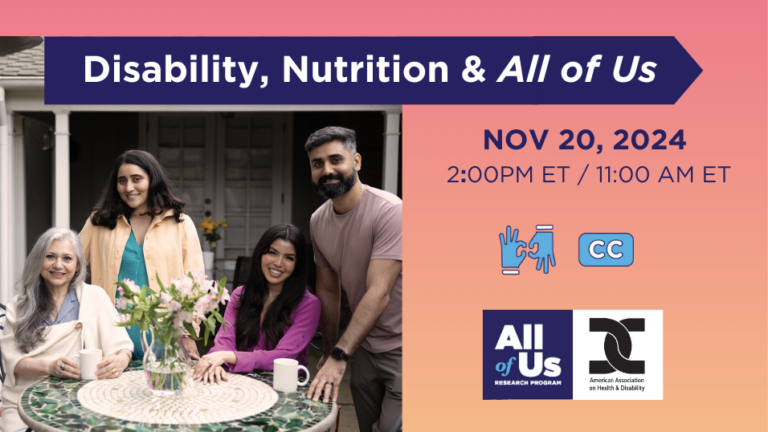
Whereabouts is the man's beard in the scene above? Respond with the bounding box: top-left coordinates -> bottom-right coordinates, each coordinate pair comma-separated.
314,170 -> 358,199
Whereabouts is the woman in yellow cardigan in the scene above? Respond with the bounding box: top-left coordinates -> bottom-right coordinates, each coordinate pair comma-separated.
79,149 -> 204,360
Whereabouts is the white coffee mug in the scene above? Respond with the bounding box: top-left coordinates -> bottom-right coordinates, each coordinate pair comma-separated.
273,358 -> 310,392
74,348 -> 102,380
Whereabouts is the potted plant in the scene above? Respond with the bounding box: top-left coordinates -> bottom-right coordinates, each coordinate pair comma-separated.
199,217 -> 227,271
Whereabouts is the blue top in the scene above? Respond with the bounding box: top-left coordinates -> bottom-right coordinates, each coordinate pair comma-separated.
117,230 -> 151,359
42,288 -> 80,326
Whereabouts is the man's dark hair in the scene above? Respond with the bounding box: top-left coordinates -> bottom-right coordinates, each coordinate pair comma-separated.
304,126 -> 357,156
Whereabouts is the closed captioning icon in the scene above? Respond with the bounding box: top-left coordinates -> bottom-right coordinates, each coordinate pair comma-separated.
578,233 -> 634,267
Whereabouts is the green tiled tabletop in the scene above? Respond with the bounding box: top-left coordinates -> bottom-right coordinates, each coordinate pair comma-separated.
19,360 -> 337,432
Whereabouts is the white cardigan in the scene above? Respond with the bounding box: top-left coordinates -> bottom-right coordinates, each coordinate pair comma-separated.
0,283 -> 133,432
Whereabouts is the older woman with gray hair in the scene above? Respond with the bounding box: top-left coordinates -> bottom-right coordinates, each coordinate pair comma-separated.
0,227 -> 133,432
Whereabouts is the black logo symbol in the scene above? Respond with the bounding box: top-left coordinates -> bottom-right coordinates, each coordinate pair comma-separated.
589,318 -> 645,374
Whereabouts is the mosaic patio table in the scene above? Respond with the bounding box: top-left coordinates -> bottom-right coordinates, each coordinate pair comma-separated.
19,361 -> 337,432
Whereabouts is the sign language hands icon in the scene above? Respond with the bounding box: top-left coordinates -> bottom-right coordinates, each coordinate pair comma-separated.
528,231 -> 556,274
500,226 -> 527,274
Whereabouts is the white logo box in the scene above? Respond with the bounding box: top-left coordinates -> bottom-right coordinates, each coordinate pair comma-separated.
572,310 -> 663,400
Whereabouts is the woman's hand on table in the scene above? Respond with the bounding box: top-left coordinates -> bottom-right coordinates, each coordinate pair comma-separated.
198,365 -> 229,385
96,350 -> 131,379
193,351 -> 236,382
48,356 -> 80,379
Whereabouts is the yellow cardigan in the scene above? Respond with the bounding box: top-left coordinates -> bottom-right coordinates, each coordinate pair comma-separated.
79,209 -> 205,302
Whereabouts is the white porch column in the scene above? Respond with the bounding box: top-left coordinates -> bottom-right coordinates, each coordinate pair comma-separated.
0,88 -> 13,304
53,111 -> 70,228
13,114 -> 26,284
382,110 -> 401,195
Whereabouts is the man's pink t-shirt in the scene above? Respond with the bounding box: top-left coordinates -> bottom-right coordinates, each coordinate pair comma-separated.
310,185 -> 403,353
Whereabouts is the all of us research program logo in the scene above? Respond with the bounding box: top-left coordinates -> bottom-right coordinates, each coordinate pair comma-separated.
483,310 -> 663,400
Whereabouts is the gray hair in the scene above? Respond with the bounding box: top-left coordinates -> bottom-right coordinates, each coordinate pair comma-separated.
304,126 -> 357,156
15,227 -> 87,353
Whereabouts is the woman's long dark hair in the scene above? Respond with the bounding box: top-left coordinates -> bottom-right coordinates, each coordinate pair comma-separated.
90,150 -> 185,228
235,224 -> 308,351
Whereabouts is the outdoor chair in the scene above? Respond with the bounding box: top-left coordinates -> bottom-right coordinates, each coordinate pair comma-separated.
231,255 -> 250,291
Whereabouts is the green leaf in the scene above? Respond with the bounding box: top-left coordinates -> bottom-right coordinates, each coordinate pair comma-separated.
156,272 -> 166,291
221,320 -> 232,331
207,315 -> 216,330
183,321 -> 198,339
218,276 -> 228,287
203,327 -> 210,346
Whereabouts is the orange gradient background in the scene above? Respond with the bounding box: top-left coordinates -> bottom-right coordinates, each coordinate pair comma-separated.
4,0 -> 766,430
403,5 -> 766,431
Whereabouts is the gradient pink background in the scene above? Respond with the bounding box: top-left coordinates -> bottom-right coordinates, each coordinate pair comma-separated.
5,1 -> 766,430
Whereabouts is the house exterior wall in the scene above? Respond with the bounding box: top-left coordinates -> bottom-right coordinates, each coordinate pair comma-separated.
0,85 -> 401,303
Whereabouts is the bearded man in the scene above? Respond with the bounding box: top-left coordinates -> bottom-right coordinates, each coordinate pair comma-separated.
304,126 -> 403,432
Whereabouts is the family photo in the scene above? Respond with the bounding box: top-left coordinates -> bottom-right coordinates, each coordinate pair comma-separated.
0,38 -> 403,432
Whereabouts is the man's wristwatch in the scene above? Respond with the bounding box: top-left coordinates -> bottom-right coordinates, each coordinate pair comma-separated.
330,346 -> 349,361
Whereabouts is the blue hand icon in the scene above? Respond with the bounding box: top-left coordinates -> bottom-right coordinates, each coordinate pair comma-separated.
500,226 -> 527,268
528,231 -> 556,274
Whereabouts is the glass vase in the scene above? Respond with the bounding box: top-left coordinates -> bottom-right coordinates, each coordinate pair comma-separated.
140,327 -> 192,396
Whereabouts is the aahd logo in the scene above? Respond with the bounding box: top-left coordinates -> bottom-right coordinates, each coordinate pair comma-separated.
572,310 -> 663,400
589,318 -> 645,374
483,310 -> 573,400
494,324 -> 561,378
